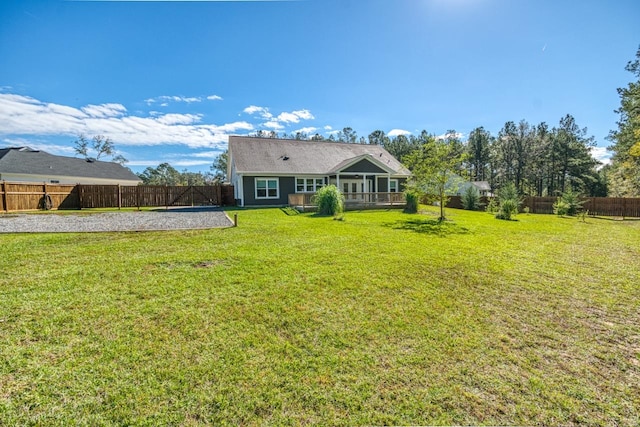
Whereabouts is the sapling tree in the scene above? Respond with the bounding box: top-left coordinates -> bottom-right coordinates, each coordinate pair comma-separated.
495,182 -> 521,220
403,132 -> 467,221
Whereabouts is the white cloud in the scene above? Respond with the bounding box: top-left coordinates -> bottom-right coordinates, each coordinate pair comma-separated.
81,103 -> 127,118
243,105 -> 273,119
292,109 -> 314,120
172,159 -> 214,167
591,146 -> 611,165
276,109 -> 315,124
324,125 -> 333,130
0,138 -> 77,155
388,129 -> 411,137
155,113 -> 202,126
145,95 -> 202,105
263,120 -> 284,130
0,93 -> 254,149
277,112 -> 301,123
435,131 -> 465,140
294,127 -> 317,135
207,95 -> 223,101
246,106 -> 315,130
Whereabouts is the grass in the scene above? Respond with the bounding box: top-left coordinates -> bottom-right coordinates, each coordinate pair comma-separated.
0,206 -> 639,425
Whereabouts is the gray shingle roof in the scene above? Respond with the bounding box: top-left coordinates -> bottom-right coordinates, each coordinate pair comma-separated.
229,136 -> 411,176
0,147 -> 141,182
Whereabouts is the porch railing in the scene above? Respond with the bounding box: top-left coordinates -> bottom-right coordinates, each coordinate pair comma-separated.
288,192 -> 405,211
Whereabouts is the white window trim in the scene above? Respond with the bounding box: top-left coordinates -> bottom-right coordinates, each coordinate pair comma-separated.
255,177 -> 279,199
295,176 -> 325,193
389,179 -> 399,193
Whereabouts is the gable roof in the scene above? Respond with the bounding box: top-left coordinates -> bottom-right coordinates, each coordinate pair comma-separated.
471,181 -> 491,191
228,136 -> 411,176
0,147 -> 141,182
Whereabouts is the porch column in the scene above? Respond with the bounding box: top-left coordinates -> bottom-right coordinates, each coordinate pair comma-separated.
387,174 -> 391,192
336,174 -> 340,190
362,174 -> 366,192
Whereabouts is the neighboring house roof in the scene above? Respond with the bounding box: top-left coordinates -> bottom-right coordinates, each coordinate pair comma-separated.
0,147 -> 141,182
228,136 -> 411,176
471,181 -> 491,192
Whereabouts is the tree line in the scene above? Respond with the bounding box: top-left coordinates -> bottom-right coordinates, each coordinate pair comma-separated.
93,47 -> 640,196
376,114 -> 605,197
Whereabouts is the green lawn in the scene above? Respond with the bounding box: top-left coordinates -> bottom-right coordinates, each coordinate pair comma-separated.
1,207 -> 638,425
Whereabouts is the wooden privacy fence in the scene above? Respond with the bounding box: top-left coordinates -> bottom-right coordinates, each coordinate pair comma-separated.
0,181 -> 235,212
446,195 -> 640,218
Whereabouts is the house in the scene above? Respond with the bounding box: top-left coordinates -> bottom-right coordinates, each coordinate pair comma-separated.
0,147 -> 142,185
456,180 -> 493,197
227,136 -> 412,207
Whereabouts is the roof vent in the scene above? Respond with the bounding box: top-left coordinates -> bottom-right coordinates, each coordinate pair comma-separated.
282,156 -> 289,161
86,157 -> 96,163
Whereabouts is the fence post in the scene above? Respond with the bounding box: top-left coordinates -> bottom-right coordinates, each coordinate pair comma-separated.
136,185 -> 141,211
165,185 -> 169,210
118,184 -> 122,210
1,181 -> 7,213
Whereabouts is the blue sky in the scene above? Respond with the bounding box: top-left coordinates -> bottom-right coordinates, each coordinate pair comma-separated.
1,0 -> 638,174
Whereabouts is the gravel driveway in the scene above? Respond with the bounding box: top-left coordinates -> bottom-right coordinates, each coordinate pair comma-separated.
0,207 -> 234,233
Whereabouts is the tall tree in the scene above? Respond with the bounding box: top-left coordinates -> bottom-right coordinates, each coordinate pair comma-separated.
552,114 -> 597,194
211,150 -> 228,181
73,134 -> 127,164
528,122 -> 551,196
368,130 -> 389,146
466,127 -> 492,182
137,163 -> 182,185
608,46 -> 640,196
383,134 -> 419,162
337,127 -> 357,143
494,121 -> 518,189
403,132 -> 468,221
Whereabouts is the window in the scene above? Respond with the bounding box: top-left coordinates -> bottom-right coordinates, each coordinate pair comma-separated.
255,178 -> 279,199
389,179 -> 398,193
295,177 -> 325,193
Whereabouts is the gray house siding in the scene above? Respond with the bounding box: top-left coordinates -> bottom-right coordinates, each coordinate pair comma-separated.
342,159 -> 388,174
377,177 -> 388,192
376,177 -> 408,193
242,176 -> 295,206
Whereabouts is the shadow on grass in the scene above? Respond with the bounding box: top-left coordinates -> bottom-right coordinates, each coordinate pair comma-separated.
384,218 -> 470,236
280,207 -> 300,216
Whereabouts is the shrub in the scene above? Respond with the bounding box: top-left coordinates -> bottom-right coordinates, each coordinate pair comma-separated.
485,197 -> 499,214
553,199 -> 570,216
404,189 -> 419,214
312,185 -> 344,216
494,182 -> 521,221
462,185 -> 480,210
495,198 -> 518,220
553,188 -> 584,216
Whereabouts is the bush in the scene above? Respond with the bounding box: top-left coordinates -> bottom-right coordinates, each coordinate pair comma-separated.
462,185 -> 480,210
553,188 -> 584,216
312,185 -> 344,216
494,182 -> 521,221
404,189 -> 419,214
495,198 -> 518,220
485,197 -> 499,214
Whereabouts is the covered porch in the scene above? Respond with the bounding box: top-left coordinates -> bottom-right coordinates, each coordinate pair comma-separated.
288,191 -> 405,212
